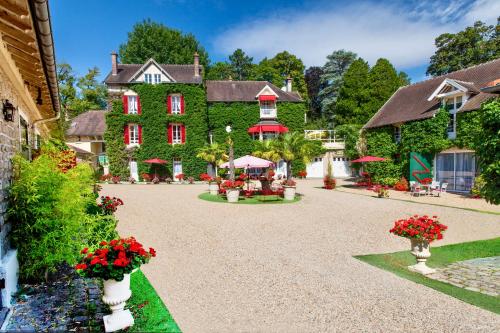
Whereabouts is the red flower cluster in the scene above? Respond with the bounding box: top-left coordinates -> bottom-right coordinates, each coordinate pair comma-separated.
175,173 -> 185,180
199,173 -> 213,182
142,173 -> 152,182
297,170 -> 307,179
390,215 -> 447,242
75,237 -> 156,281
221,180 -> 244,189
98,196 -> 124,215
238,173 -> 248,180
394,177 -> 409,191
420,177 -> 432,185
100,174 -> 113,181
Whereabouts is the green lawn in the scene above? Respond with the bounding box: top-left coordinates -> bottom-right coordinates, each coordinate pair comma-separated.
198,192 -> 301,204
126,270 -> 181,332
355,238 -> 500,314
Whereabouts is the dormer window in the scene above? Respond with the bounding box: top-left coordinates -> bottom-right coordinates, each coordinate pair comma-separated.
444,95 -> 463,139
154,74 -> 161,84
145,73 -> 152,84
258,95 -> 277,119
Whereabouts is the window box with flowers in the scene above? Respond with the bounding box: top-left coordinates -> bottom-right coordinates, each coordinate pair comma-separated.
390,215 -> 447,275
75,237 -> 156,332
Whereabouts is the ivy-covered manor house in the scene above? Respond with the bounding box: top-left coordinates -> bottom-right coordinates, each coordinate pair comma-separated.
103,52 -> 305,180
363,58 -> 500,192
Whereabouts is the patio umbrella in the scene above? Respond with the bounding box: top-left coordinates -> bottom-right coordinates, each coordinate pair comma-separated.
350,156 -> 386,163
144,158 -> 168,178
220,155 -> 274,190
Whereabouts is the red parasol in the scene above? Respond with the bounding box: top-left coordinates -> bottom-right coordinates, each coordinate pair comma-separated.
351,156 -> 386,163
144,158 -> 168,178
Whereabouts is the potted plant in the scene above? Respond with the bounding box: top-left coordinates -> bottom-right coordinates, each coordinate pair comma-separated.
128,177 -> 136,184
200,173 -> 219,195
165,177 -> 173,184
323,161 -> 336,190
152,176 -> 160,184
282,179 -> 297,200
374,185 -> 389,198
100,174 -> 112,183
75,237 -> 156,332
187,176 -> 195,184
221,180 -> 244,203
394,177 -> 409,191
297,170 -> 307,179
141,173 -> 151,183
389,215 -> 447,275
111,176 -> 121,184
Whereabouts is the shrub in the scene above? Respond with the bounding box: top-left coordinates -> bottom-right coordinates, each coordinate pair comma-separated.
378,177 -> 399,186
394,177 -> 409,191
297,170 -> 307,178
8,144 -> 118,282
100,174 -> 112,182
98,196 -> 124,215
471,175 -> 485,198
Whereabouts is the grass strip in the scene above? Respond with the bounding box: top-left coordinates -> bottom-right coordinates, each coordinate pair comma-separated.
355,238 -> 500,314
198,192 -> 301,204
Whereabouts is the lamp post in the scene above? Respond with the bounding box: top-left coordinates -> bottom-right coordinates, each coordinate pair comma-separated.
226,125 -> 235,181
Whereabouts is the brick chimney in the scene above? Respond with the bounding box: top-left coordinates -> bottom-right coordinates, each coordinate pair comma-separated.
111,52 -> 118,76
194,52 -> 200,77
286,76 -> 292,92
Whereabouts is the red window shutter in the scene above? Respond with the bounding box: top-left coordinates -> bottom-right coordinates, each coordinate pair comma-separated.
123,95 -> 128,114
167,95 -> 172,114
137,95 -> 142,115
180,95 -> 185,114
181,124 -> 186,143
124,125 -> 129,144
138,125 -> 143,144
167,124 -> 172,144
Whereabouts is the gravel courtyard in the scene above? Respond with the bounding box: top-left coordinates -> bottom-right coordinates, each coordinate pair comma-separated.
102,180 -> 500,333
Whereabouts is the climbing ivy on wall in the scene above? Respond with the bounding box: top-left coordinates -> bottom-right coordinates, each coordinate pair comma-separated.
363,126 -> 401,182
207,101 -> 306,174
455,110 -> 481,150
105,83 -> 208,178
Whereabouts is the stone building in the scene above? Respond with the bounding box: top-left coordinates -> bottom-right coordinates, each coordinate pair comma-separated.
0,0 -> 60,320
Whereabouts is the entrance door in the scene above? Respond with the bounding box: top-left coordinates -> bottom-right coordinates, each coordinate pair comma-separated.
129,160 -> 138,181
436,152 -> 475,191
173,159 -> 183,180
332,157 -> 350,178
306,157 -> 323,178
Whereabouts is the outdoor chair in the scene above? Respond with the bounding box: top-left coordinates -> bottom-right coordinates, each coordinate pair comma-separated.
440,183 -> 448,194
411,184 -> 427,197
430,181 -> 441,196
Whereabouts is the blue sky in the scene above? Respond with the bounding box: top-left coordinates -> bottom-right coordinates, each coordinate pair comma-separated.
51,0 -> 499,84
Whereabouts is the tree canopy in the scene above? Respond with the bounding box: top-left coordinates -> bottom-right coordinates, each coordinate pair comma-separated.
205,62 -> 235,80
229,49 -> 254,80
119,19 -> 209,68
305,66 -> 324,120
427,19 -> 500,76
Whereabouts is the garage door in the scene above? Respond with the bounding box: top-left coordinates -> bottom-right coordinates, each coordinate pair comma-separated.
306,157 -> 323,178
332,157 -> 350,178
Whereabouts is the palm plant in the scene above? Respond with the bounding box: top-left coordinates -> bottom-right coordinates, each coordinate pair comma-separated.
253,132 -> 323,180
196,143 -> 228,177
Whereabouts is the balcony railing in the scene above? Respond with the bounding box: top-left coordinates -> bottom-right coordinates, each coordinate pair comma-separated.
304,130 -> 344,143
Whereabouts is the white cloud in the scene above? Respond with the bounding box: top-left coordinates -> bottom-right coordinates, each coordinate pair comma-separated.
213,0 -> 493,70
464,0 -> 500,24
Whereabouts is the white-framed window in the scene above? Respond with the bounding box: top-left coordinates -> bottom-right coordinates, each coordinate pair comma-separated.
444,95 -> 463,139
145,73 -> 152,84
394,126 -> 401,143
262,131 -> 278,140
129,124 -> 139,144
154,74 -> 161,84
128,95 -> 138,114
171,95 -> 181,114
172,124 -> 182,144
260,100 -> 276,118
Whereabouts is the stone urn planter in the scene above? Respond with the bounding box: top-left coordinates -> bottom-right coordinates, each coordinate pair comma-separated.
226,189 -> 240,203
408,238 -> 436,275
102,273 -> 134,332
283,185 -> 296,200
209,183 -> 219,195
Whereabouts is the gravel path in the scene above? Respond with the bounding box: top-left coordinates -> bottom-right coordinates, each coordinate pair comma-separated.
102,180 -> 500,332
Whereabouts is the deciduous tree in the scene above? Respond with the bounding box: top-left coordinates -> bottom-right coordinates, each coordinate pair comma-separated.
229,49 -> 254,80
206,62 -> 235,80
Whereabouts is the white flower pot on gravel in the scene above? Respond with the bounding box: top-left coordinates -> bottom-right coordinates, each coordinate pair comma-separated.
102,273 -> 134,332
283,186 -> 296,200
408,239 -> 435,275
209,183 -> 219,195
226,189 -> 240,203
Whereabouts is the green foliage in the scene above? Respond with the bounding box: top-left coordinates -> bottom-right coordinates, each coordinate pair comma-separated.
427,19 -> 500,76
378,177 -> 399,186
334,58 -> 370,125
229,49 -> 254,80
8,145 -> 117,282
474,98 -> 500,204
305,66 -> 324,119
335,124 -> 361,159
206,62 -> 235,80
455,110 -> 482,149
363,126 -> 401,182
252,132 -> 323,179
196,143 -> 228,176
57,63 -> 107,119
119,19 -> 209,68
400,108 -> 451,155
105,83 -> 208,178
318,50 -> 357,122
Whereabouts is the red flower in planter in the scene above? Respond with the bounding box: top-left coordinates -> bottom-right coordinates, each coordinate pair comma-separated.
389,215 -> 447,242
149,248 -> 156,257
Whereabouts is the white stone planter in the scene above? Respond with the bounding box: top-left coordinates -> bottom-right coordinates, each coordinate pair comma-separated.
408,238 -> 435,275
226,189 -> 240,203
102,273 -> 134,332
283,186 -> 296,200
209,183 -> 219,195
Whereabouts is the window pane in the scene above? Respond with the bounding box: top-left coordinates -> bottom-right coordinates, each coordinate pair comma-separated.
455,153 -> 474,191
128,96 -> 137,113
436,153 -> 454,190
456,95 -> 463,109
129,125 -> 139,144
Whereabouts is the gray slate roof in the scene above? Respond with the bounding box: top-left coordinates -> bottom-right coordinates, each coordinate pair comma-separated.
66,111 -> 107,137
104,64 -> 203,84
206,80 -> 302,102
364,58 -> 500,129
